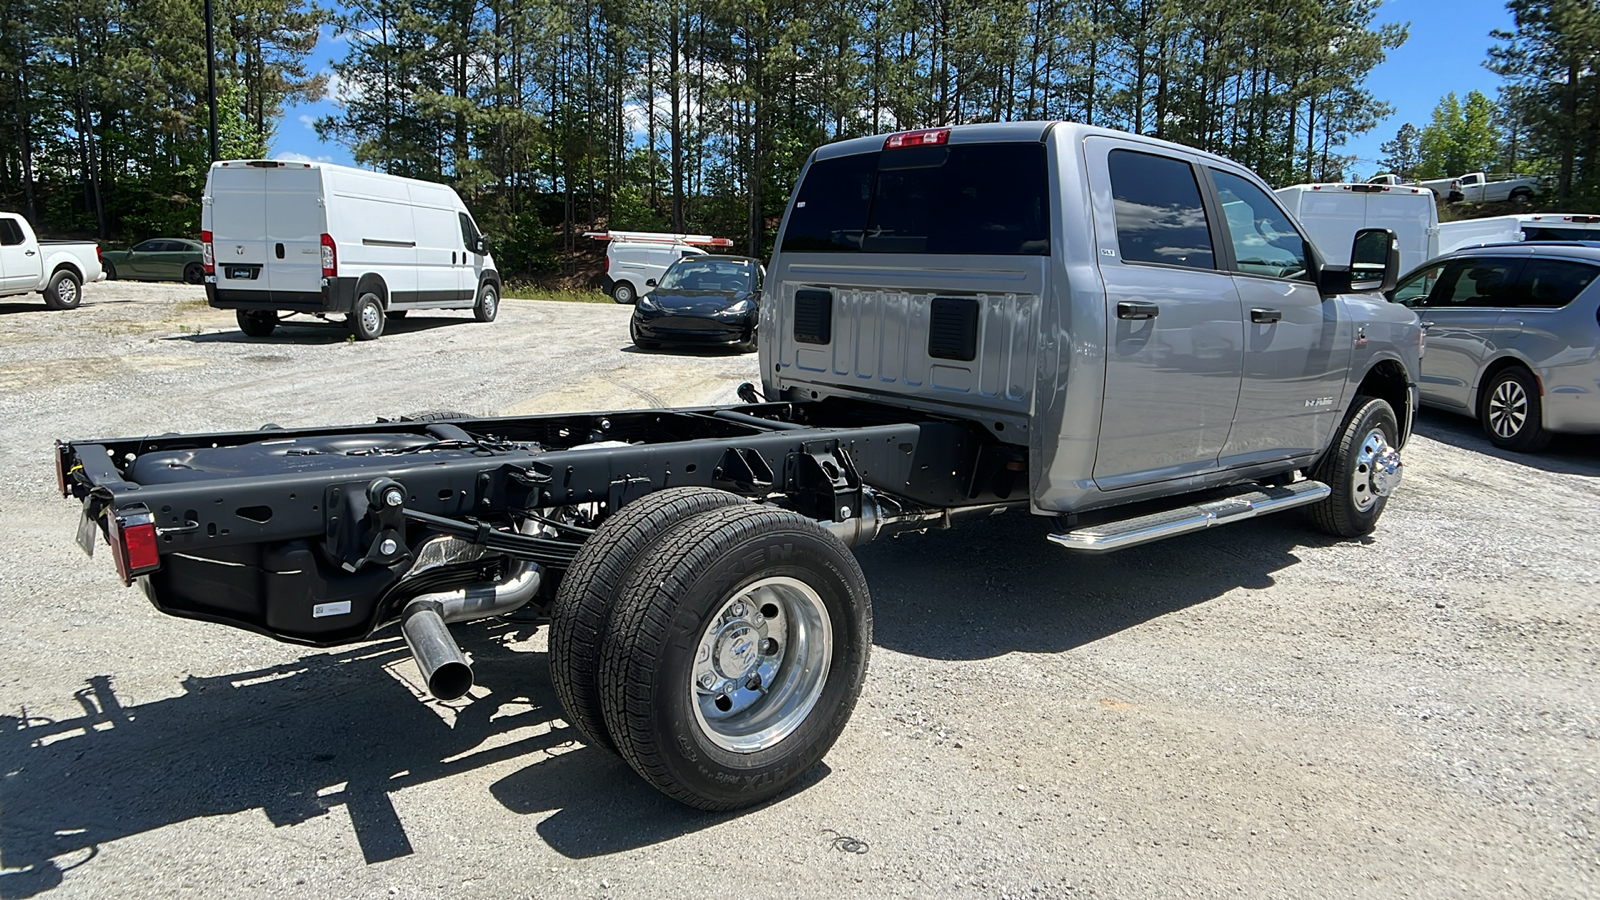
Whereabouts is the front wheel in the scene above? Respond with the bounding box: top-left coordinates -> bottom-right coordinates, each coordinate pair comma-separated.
1481,367 -> 1552,452
611,281 -> 636,304
600,505 -> 872,810
43,270 -> 82,310
1307,396 -> 1402,538
236,309 -> 278,337
349,293 -> 385,341
473,283 -> 499,322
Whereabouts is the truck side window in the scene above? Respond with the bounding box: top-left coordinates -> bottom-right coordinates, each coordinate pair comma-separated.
1107,149 -> 1214,269
0,220 -> 23,246
1514,259 -> 1599,309
1210,169 -> 1312,282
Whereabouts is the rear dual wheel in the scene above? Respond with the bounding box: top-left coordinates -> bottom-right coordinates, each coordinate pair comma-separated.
598,504 -> 871,810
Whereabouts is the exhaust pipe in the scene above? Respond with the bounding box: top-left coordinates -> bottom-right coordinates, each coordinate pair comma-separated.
400,562 -> 543,701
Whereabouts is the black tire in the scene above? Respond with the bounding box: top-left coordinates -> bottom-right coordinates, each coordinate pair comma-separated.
236,309 -> 278,337
350,292 -> 385,341
1509,188 -> 1534,204
401,410 -> 473,421
474,282 -> 499,322
1307,396 -> 1401,538
735,326 -> 758,353
103,262 -> 118,281
599,504 -> 872,810
43,270 -> 82,310
630,320 -> 661,350
1480,367 -> 1552,452
611,281 -> 637,304
183,263 -> 204,285
549,487 -> 751,754
387,309 -> 408,320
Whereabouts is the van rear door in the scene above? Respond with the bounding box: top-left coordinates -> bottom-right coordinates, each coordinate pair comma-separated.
209,166 -> 271,294
263,164 -> 326,296
1364,189 -> 1435,274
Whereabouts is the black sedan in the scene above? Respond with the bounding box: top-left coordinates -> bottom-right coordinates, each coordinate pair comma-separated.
630,256 -> 763,352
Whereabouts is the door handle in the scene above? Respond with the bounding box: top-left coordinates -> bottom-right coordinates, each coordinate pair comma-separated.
1116,300 -> 1159,320
1250,307 -> 1282,324
1420,320 -> 1435,329
24,250 -> 35,256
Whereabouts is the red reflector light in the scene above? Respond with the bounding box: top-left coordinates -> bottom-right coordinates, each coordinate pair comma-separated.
201,230 -> 214,275
109,507 -> 160,585
884,128 -> 950,150
321,233 -> 337,278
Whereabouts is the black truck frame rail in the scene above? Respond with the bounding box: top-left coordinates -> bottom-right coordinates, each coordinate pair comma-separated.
57,398 -> 1029,648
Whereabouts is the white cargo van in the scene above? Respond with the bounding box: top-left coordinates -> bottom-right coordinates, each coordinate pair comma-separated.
202,160 -> 500,340
1275,182 -> 1439,276
586,230 -> 732,303
1436,213 -> 1600,255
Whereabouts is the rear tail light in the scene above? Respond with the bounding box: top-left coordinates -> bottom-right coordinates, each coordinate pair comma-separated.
604,255 -> 610,273
884,128 -> 950,149
321,233 -> 337,278
108,506 -> 160,585
201,230 -> 214,275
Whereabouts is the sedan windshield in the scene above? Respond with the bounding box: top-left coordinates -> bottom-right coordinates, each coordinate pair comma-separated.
658,259 -> 755,292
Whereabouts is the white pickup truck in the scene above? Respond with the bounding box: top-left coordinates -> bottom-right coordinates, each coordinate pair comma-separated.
0,212 -> 105,309
1453,172 -> 1540,204
1367,173 -> 1463,203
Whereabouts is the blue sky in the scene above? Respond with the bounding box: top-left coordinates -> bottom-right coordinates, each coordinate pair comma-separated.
271,0 -> 1516,179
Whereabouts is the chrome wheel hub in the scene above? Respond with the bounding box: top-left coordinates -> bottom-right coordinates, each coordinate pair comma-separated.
1352,429 -> 1401,512
1488,380 -> 1529,439
361,304 -> 381,335
690,576 -> 831,753
59,281 -> 78,305
482,291 -> 497,316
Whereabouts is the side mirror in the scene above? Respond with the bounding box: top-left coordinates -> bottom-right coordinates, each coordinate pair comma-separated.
1318,228 -> 1399,295
646,278 -> 657,287
474,235 -> 490,255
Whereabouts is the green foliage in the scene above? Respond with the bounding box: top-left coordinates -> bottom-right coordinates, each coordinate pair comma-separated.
1418,91 -> 1503,179
1378,123 -> 1420,181
1490,0 -> 1600,202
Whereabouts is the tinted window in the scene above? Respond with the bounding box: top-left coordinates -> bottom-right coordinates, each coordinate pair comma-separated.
658,258 -> 756,292
1523,226 -> 1600,241
1211,169 -> 1312,281
780,143 -> 1050,255
0,219 -> 27,246
1426,258 -> 1525,307
1390,263 -> 1444,307
133,240 -> 162,252
1516,258 -> 1599,308
1108,150 -> 1214,269
458,213 -> 480,249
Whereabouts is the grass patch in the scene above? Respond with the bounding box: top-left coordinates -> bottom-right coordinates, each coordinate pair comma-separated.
502,284 -> 613,304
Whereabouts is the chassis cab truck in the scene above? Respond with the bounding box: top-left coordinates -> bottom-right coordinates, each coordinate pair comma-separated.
58,123 -> 1420,810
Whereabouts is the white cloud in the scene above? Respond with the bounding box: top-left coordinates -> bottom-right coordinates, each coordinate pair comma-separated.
275,151 -> 333,164
298,113 -> 316,130
322,70 -> 364,107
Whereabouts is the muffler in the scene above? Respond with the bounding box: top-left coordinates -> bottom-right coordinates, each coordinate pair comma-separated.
400,562 -> 542,701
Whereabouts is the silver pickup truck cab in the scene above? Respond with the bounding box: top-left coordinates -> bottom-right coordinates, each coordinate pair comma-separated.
762,121 -> 1423,539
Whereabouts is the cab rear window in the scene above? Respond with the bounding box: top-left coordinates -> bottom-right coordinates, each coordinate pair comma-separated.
780,143 -> 1050,255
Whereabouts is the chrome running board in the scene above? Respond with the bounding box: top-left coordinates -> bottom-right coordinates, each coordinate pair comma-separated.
1048,481 -> 1331,553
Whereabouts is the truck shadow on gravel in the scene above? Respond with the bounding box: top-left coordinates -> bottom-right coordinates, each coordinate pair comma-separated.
859,509 -> 1340,661
1411,408 -> 1600,476
0,624 -> 736,897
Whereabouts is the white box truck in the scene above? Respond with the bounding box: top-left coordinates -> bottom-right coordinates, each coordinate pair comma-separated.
1275,182 -> 1440,276
202,160 -> 501,340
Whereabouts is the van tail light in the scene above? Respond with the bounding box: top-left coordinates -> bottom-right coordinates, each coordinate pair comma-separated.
884,128 -> 950,150
201,230 -> 214,275
321,233 -> 337,278
604,255 -> 610,273
108,506 -> 160,585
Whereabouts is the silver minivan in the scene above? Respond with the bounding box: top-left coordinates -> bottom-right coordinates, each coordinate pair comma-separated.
1390,242 -> 1600,450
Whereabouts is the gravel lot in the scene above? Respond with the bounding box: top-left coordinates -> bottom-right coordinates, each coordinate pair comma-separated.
2,282 -> 1597,899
